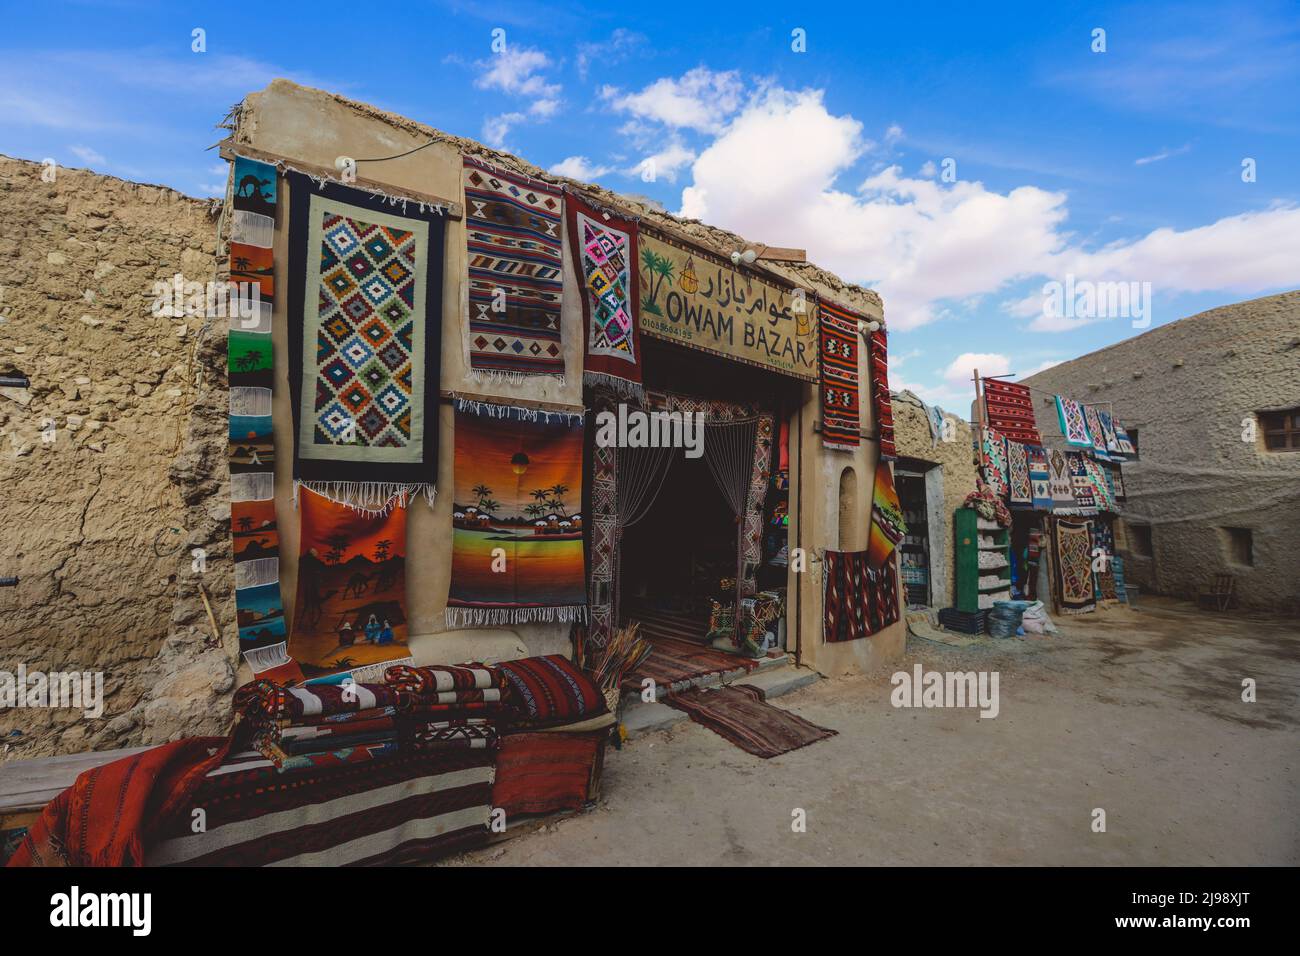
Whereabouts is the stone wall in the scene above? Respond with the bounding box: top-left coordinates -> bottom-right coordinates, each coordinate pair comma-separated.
1022,292 -> 1300,612
891,391 -> 979,608
0,155 -> 239,761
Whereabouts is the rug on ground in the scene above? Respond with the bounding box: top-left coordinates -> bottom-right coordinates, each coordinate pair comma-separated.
566,190 -> 641,397
622,636 -> 760,694
463,157 -> 564,382
818,298 -> 861,450
664,684 -> 836,758
285,171 -> 445,514
446,399 -> 587,626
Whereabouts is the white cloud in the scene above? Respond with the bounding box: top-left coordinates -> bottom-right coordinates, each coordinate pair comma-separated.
576,29 -> 645,81
669,82 -> 1300,333
475,47 -> 560,100
475,46 -> 562,127
1008,203 -> 1300,331
629,141 -> 696,184
602,67 -> 744,133
943,352 -> 1010,388
550,155 -> 613,180
1019,359 -> 1063,377
482,112 -> 525,149
69,144 -> 106,166
1134,143 -> 1191,165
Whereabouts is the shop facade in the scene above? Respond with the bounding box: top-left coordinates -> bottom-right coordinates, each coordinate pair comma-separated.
229,79 -> 905,686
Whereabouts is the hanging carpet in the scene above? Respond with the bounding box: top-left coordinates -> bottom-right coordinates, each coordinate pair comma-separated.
1026,443 -> 1053,511
289,487 -> 412,680
446,400 -> 587,626
1055,396 -> 1093,448
285,170 -> 445,513
868,460 -> 908,569
867,328 -> 896,458
981,428 -> 1010,500
566,190 -> 642,397
1051,517 -> 1096,614
818,298 -> 862,450
823,548 -> 900,642
463,157 -> 565,382
983,378 -> 1041,444
1006,437 -> 1033,507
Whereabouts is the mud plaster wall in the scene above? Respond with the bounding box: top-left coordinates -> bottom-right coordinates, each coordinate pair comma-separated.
891,392 -> 979,608
0,155 -> 239,762
1022,291 -> 1300,612
237,80 -> 903,680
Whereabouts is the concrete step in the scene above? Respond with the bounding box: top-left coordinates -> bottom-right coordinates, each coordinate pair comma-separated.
620,656 -> 820,739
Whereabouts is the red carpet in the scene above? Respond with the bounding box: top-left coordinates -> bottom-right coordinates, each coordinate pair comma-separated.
622,635 -> 759,694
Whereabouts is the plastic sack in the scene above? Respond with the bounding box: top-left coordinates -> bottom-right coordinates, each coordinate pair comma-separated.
1020,600 -> 1059,635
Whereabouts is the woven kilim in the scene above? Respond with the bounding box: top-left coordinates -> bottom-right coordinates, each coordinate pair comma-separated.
1083,455 -> 1116,512
1113,417 -> 1137,456
463,157 -> 564,381
1068,452 -> 1097,511
1055,396 -> 1093,448
1048,448 -> 1076,511
868,328 -> 895,458
1006,437 -> 1033,506
823,549 -> 899,642
228,156 -> 291,676
1051,517 -> 1096,614
818,299 -> 861,450
983,378 -> 1041,444
1083,404 -> 1111,460
868,460 -> 907,569
286,172 -> 445,515
446,400 -> 587,626
1093,521 -> 1119,604
1027,443 -> 1053,511
664,684 -> 836,759
981,428 -> 1010,500
145,749 -> 494,866
566,191 -> 641,397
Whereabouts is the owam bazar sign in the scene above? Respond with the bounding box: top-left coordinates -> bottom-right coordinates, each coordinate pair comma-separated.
637,228 -> 818,381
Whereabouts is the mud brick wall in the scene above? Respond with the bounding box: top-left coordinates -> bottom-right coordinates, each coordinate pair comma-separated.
0,155 -> 240,760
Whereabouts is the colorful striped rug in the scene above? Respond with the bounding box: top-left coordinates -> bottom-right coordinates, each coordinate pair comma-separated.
664,684 -> 836,758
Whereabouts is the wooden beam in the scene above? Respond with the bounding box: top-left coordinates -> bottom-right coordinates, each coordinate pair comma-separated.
755,246 -> 807,263
216,140 -> 463,220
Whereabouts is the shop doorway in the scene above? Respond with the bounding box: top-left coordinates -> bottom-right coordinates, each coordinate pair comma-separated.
620,450 -> 738,641
895,461 -> 934,607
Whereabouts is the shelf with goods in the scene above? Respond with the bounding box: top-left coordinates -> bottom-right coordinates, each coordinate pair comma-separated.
896,477 -> 931,606
954,508 -> 1011,612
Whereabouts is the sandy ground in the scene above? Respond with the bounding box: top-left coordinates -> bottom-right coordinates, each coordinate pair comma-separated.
445,596 -> 1299,866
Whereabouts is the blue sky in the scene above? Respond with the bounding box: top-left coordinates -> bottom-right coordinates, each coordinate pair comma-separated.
4,0 -> 1298,408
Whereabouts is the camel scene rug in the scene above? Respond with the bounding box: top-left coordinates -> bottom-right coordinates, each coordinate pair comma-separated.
289,487 -> 411,678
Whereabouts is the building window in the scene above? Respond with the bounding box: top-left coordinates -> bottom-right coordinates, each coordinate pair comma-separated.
1128,522 -> 1153,558
1221,527 -> 1254,567
1126,427 -> 1139,457
1259,408 -> 1300,452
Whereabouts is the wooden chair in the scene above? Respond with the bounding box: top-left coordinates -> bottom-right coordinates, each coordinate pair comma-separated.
1197,574 -> 1236,612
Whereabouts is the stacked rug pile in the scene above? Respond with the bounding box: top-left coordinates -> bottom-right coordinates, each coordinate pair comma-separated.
384,663 -> 509,753
233,679 -> 412,770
